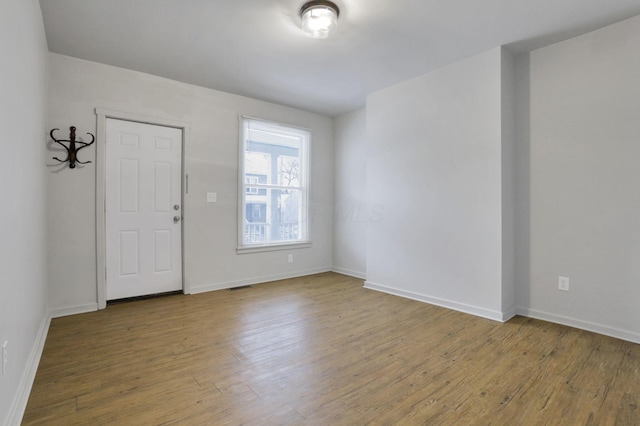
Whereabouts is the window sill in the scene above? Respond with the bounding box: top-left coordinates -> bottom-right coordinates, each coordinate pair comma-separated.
236,241 -> 312,254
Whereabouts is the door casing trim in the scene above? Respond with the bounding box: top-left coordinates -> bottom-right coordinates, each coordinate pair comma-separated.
95,108 -> 191,309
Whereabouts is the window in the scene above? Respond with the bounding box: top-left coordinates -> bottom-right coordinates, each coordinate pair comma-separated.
238,117 -> 310,251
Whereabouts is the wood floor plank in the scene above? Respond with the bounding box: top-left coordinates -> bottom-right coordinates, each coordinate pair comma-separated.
23,272 -> 640,425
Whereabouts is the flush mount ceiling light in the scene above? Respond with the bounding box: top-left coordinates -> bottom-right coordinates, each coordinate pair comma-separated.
299,0 -> 340,39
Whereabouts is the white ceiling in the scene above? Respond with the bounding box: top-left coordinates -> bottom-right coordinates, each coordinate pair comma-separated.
39,0 -> 640,117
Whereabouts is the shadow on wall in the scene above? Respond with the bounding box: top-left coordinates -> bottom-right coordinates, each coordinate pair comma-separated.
514,53 -> 530,309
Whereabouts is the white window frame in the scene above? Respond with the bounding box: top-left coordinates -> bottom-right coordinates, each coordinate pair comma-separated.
237,116 -> 312,253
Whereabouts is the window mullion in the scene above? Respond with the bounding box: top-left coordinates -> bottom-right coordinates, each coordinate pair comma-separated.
245,184 -> 302,191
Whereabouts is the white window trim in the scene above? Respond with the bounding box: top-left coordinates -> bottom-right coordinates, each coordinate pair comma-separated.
237,241 -> 312,254
237,116 -> 312,254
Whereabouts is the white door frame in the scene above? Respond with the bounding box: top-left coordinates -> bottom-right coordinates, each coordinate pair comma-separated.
95,108 -> 191,309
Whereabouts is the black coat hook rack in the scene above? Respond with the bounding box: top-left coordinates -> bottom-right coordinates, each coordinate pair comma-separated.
49,126 -> 95,169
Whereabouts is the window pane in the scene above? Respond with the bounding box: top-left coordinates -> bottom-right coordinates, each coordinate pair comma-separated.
278,156 -> 300,187
245,151 -> 270,182
245,174 -> 267,195
243,189 -> 304,244
245,134 -> 302,186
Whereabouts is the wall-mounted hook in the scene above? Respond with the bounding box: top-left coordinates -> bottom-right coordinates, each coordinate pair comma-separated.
49,126 -> 95,169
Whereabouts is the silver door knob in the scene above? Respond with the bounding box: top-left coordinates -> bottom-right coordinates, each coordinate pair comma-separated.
173,216 -> 181,223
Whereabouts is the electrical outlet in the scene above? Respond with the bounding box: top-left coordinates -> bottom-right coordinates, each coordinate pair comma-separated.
288,254 -> 293,263
558,276 -> 570,292
2,341 -> 7,375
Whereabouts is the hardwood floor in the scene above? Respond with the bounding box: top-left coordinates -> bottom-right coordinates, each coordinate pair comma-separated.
23,273 -> 640,425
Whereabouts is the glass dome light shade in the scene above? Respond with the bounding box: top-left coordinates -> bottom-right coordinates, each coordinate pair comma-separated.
300,1 -> 339,39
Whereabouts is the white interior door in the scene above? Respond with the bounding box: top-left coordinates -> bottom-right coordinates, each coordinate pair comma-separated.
105,118 -> 183,300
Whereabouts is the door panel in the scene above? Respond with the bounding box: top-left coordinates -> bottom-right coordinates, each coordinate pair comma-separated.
106,119 -> 183,300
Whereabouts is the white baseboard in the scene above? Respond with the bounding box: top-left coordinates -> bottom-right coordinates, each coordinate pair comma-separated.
4,313 -> 50,426
331,267 -> 366,280
501,306 -> 518,322
361,282 -> 640,343
190,267 -> 332,294
50,303 -> 98,319
364,281 -> 508,323
517,307 -> 640,345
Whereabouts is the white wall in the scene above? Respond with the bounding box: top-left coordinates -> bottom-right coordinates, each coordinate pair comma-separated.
47,53 -> 334,314
525,15 -> 640,342
364,47 -> 515,321
333,108 -> 367,278
0,0 -> 49,424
